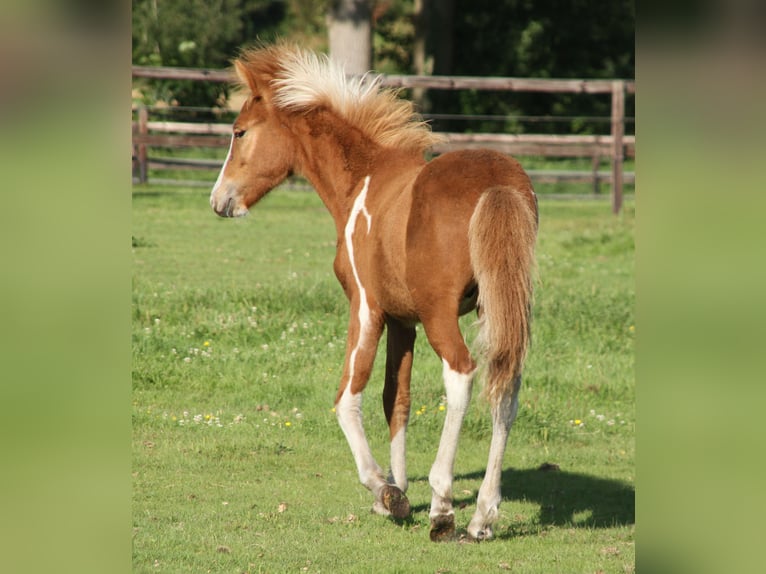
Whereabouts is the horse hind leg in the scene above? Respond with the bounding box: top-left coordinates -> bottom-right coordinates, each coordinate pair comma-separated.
430,357 -> 477,541
467,378 -> 520,540
420,313 -> 477,541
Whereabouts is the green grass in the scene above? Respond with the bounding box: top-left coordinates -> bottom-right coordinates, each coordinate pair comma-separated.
133,185 -> 634,573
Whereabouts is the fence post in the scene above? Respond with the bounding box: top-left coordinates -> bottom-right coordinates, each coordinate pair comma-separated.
610,80 -> 625,214
137,105 -> 149,184
132,113 -> 139,181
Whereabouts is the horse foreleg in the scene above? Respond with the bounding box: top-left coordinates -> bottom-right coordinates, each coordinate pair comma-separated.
382,319 -> 416,501
335,304 -> 406,516
466,378 -> 520,540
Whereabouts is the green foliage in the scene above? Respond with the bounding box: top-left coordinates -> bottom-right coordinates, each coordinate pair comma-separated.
373,0 -> 416,74
132,0 -> 308,106
133,185 -> 634,571
430,0 -> 635,134
279,0 -> 330,50
132,0 -> 242,67
132,0 -> 634,124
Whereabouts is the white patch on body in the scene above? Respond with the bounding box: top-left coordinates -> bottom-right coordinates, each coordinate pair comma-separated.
343,175 -> 372,377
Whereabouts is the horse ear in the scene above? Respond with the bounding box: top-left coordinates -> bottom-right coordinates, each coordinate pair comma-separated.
233,60 -> 260,96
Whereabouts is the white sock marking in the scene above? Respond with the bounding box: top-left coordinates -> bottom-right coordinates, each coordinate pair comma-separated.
390,426 -> 408,492
429,360 -> 476,516
441,359 -> 473,414
468,391 -> 519,539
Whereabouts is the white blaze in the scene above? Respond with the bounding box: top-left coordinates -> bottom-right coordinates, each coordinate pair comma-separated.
210,135 -> 234,203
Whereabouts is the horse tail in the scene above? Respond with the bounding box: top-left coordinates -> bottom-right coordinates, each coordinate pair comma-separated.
468,185 -> 538,407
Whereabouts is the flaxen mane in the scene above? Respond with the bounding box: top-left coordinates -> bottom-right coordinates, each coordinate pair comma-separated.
234,43 -> 443,152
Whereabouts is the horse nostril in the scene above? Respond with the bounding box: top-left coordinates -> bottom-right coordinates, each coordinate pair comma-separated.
223,197 -> 234,217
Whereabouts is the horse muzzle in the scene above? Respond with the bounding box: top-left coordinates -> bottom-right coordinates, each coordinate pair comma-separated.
210,184 -> 249,218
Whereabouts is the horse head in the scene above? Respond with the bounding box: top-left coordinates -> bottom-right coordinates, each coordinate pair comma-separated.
210,59 -> 297,218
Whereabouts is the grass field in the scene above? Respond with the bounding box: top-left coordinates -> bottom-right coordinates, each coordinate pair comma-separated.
132,184 -> 634,573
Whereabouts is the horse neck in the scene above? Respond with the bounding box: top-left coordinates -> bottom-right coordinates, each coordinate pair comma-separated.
293,111 -> 379,233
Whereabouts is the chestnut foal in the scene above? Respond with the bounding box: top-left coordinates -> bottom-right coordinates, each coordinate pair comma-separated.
210,44 -> 537,541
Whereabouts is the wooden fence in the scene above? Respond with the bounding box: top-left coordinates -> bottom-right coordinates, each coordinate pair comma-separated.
132,66 -> 635,213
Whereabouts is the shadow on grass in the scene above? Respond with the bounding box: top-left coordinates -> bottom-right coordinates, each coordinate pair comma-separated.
410,466 -> 634,535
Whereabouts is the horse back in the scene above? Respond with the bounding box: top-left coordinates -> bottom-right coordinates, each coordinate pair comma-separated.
409,149 -> 535,238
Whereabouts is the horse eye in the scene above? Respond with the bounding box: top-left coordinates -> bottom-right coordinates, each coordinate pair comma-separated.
234,128 -> 246,139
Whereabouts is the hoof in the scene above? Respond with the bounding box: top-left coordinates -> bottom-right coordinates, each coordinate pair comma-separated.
467,524 -> 494,541
469,529 -> 494,542
380,484 -> 410,519
429,514 -> 456,542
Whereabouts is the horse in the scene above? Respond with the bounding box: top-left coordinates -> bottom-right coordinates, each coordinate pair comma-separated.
210,43 -> 538,542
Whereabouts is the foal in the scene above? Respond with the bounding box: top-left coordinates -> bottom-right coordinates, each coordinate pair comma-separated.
210,43 -> 538,541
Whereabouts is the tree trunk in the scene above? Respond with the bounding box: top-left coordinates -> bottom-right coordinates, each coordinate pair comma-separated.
412,0 -> 430,110
413,0 -> 430,75
327,0 -> 373,75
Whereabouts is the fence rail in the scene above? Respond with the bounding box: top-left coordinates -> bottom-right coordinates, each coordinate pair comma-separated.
131,65 -> 635,94
132,65 -> 635,212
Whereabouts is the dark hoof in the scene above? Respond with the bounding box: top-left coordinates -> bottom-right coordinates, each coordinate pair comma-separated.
468,529 -> 493,542
429,514 -> 456,542
381,484 -> 410,519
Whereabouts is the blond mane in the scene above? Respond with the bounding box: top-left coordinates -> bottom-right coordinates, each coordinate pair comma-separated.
234,43 -> 443,152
